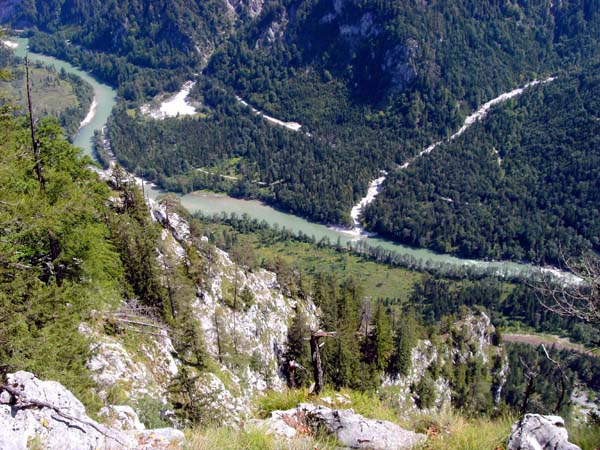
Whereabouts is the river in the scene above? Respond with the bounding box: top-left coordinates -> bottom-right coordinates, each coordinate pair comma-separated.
9,37 -> 570,281
11,37 -> 117,157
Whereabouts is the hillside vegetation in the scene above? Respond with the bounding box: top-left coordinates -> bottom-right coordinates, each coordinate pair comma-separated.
0,94 -> 598,447
0,45 -> 92,138
111,1 -> 600,262
19,0 -> 238,100
7,1 -> 600,264
365,66 -> 600,264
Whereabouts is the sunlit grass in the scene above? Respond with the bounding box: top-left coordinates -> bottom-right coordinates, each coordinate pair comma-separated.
414,411 -> 513,450
184,424 -> 338,450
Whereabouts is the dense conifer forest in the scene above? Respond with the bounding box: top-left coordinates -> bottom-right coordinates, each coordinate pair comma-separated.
7,1 -> 600,264
365,67 -> 600,264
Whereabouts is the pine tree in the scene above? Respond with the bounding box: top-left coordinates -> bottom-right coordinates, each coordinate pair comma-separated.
372,301 -> 393,372
0,112 -> 124,409
388,308 -> 419,377
284,309 -> 311,388
323,277 -> 362,389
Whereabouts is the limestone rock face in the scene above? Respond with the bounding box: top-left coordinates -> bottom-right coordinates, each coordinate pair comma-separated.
506,414 -> 581,450
261,403 -> 426,450
0,371 -> 135,450
151,199 -> 318,424
0,371 -> 183,450
99,405 -> 146,432
225,0 -> 264,18
82,324 -> 179,403
383,310 -> 507,414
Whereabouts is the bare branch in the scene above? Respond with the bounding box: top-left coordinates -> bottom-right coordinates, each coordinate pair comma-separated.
1,383 -> 128,446
24,56 -> 45,191
518,357 -> 539,417
534,252 -> 600,324
541,344 -> 568,413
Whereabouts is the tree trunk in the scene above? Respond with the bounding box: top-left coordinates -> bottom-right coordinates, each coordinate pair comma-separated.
25,56 -> 45,191
310,334 -> 324,395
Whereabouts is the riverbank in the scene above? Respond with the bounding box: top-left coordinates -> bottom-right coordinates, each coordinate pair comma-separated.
10,37 -> 117,158
140,81 -> 197,119
11,38 -> 580,283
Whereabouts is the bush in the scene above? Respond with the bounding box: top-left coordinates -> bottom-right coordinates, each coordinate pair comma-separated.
134,395 -> 172,429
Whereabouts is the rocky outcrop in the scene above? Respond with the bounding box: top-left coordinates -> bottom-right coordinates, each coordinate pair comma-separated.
0,371 -> 184,450
383,311 -> 506,414
260,403 -> 426,449
381,42 -> 418,91
191,372 -> 250,427
99,405 -> 146,432
150,199 -> 318,423
255,10 -> 288,48
382,339 -> 451,412
506,414 -> 581,450
226,0 -> 264,18
80,322 -> 179,404
451,311 -> 496,365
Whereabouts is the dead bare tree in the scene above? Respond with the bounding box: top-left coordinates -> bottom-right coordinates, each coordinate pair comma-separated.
519,357 -> 539,417
25,56 -> 45,191
287,360 -> 308,389
535,252 -> 600,324
309,329 -> 336,395
541,344 -> 568,414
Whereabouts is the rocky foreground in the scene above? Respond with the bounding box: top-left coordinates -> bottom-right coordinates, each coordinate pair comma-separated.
0,371 -> 183,450
0,370 -> 586,450
258,403 -> 426,449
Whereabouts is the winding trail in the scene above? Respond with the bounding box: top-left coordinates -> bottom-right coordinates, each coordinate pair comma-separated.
504,333 -> 594,356
343,77 -> 557,236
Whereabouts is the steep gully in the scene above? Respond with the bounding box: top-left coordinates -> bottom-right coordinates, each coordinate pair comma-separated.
346,78 -> 556,236
7,38 -> 576,282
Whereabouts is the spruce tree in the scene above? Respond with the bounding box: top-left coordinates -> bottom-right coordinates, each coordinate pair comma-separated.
284,309 -> 311,387
388,308 -> 418,377
372,301 -> 393,372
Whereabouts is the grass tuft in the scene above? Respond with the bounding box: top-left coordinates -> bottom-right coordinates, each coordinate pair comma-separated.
256,389 -> 310,418
414,411 -> 513,450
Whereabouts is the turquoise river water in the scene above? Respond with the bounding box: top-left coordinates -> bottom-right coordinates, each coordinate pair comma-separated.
11,37 -> 557,280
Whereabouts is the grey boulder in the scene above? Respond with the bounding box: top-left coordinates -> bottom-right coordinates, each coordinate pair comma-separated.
262,403 -> 426,449
506,414 -> 581,450
0,371 -> 183,450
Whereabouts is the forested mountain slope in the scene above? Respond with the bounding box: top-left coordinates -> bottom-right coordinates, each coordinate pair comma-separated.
112,0 -> 600,234
4,0 -> 256,99
17,0 -> 230,65
1,76 -> 599,447
365,66 -> 600,264
5,0 -> 600,263
0,111 -> 127,401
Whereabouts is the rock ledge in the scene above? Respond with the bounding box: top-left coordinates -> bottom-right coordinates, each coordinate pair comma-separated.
506,414 -> 581,450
